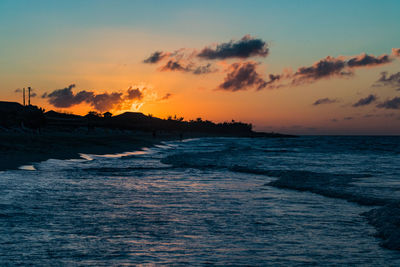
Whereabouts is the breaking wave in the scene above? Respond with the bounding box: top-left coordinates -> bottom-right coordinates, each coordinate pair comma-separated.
160,136 -> 400,250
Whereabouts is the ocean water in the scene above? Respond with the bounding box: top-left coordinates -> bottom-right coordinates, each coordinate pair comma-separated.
1,136 -> 400,265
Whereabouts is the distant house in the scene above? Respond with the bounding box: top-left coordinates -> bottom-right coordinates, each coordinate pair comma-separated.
103,111 -> 112,118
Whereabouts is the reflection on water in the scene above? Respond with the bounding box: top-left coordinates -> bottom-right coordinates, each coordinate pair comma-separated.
1,136 -> 400,265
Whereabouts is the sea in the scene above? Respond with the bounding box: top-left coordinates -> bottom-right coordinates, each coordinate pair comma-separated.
0,136 -> 400,266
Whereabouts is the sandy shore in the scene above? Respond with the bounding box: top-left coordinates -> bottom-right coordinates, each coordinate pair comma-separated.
0,130 -> 180,171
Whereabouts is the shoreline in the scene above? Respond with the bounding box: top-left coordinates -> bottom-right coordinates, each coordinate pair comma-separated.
0,129 -> 294,172
0,130 -> 180,172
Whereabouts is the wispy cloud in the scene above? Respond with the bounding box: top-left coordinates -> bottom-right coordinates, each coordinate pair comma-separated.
312,97 -> 339,106
374,71 -> 400,90
352,94 -> 377,107
143,35 -> 267,76
160,93 -> 173,100
14,88 -> 37,97
376,97 -> 400,110
143,51 -> 169,64
267,51 -> 396,88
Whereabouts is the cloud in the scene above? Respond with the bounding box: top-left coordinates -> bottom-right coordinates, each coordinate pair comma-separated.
160,93 -> 172,100
392,48 -> 400,57
292,56 -> 349,85
263,74 -> 285,89
126,87 -> 143,100
375,71 -> 400,90
42,84 -> 92,108
312,97 -> 339,106
218,61 -> 267,91
14,88 -> 37,97
344,116 -> 353,120
352,94 -> 377,107
160,60 -> 189,72
43,84 -> 145,112
347,53 -> 391,67
376,97 -> 400,109
90,92 -> 123,112
192,63 -> 215,74
276,52 -> 394,87
143,51 -> 168,64
197,35 -> 269,60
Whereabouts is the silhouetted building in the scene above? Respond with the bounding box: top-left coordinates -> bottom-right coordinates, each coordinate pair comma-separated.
0,101 -> 23,112
103,112 -> 112,118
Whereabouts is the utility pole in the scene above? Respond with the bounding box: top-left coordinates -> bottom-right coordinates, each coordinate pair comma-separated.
28,87 -> 31,106
23,88 -> 25,106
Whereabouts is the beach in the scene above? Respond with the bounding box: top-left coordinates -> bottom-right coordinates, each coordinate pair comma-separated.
0,130 -> 171,171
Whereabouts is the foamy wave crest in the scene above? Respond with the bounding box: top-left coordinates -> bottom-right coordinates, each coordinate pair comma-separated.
266,170 -> 389,206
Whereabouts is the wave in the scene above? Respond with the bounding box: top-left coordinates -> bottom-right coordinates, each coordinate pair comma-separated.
84,166 -> 173,174
362,203 -> 400,250
161,149 -> 400,250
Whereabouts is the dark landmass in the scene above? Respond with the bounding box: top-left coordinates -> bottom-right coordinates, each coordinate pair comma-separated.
0,101 -> 294,171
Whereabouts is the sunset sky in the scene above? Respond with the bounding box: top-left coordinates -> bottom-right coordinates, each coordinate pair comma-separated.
1,0 -> 400,134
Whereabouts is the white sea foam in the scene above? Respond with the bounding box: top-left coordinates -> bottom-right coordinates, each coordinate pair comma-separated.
18,165 -> 36,171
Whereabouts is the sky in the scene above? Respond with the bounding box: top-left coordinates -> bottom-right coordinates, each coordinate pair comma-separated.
1,0 -> 400,135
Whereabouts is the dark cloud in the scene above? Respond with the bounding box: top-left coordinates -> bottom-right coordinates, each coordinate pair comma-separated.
375,71 -> 400,90
192,63 -> 215,75
143,51 -> 168,64
376,97 -> 400,110
160,93 -> 173,100
352,94 -> 377,107
218,61 -> 267,91
160,60 -> 189,72
263,74 -> 284,89
90,92 -> 122,112
312,97 -> 339,106
392,48 -> 400,57
292,56 -> 349,85
44,84 -> 91,108
15,88 -> 22,93
344,117 -> 353,120
347,53 -> 391,68
197,35 -> 269,60
273,51 -> 394,87
30,92 -> 37,98
43,85 -> 144,112
331,118 -> 338,122
160,60 -> 216,75
126,87 -> 143,100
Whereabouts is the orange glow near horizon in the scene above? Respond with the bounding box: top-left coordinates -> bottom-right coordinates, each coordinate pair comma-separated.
1,22 -> 400,135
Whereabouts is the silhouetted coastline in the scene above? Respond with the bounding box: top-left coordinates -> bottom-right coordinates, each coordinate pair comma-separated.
0,101 -> 294,171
